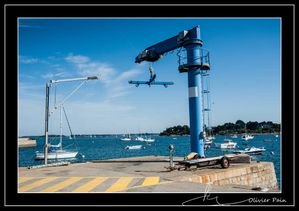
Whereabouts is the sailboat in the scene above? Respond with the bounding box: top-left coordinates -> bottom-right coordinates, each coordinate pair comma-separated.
242,124 -> 254,141
121,133 -> 132,141
35,105 -> 78,160
35,76 -> 98,163
201,71 -> 215,147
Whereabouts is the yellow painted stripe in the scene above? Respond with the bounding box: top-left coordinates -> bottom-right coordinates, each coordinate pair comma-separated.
142,177 -> 160,186
40,177 -> 83,192
123,181 -> 174,191
72,177 -> 108,192
18,177 -> 33,184
19,177 -> 58,192
105,177 -> 134,192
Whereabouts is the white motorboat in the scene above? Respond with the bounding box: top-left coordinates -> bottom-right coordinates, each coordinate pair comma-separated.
143,137 -> 155,142
135,136 -> 155,142
233,147 -> 266,155
231,134 -> 238,138
135,136 -> 145,141
242,134 -> 254,141
214,139 -> 237,149
125,145 -> 142,150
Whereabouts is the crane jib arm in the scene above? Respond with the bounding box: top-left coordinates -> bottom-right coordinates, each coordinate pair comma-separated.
135,26 -> 203,64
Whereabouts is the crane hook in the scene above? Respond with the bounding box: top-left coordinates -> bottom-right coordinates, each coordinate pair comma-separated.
149,63 -> 156,83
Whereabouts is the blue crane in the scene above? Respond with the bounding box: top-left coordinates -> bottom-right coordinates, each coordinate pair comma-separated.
131,26 -> 211,157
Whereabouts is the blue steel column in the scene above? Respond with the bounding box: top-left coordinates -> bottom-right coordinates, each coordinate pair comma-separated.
185,27 -> 205,157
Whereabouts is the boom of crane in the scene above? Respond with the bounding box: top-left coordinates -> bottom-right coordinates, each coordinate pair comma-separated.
135,27 -> 202,63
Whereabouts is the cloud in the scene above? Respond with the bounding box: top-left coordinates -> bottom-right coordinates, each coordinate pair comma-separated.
42,71 -> 67,79
19,56 -> 38,64
18,53 -> 145,135
65,53 -> 143,99
65,54 -> 90,64
113,69 -> 141,84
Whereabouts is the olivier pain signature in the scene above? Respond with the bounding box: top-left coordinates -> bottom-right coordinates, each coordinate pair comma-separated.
182,183 -> 286,206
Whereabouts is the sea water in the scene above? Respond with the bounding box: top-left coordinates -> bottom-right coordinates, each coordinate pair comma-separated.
18,134 -> 281,187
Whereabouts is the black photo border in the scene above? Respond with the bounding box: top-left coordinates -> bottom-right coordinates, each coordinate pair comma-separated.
3,2 -> 295,207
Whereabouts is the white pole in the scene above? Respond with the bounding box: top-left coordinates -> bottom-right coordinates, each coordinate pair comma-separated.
44,83 -> 50,165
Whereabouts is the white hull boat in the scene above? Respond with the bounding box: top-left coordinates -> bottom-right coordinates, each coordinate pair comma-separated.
233,147 -> 265,155
135,136 -> 145,141
242,134 -> 254,141
214,139 -> 237,149
121,133 -> 132,141
35,150 -> 78,160
125,145 -> 142,150
135,136 -> 155,142
143,138 -> 155,142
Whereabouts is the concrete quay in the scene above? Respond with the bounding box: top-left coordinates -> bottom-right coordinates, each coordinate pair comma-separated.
18,156 -> 278,193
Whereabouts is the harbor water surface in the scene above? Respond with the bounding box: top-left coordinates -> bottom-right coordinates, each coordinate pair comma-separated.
19,134 -> 281,187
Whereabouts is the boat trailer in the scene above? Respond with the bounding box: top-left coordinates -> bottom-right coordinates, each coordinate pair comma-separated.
167,152 -> 251,171
176,156 -> 230,171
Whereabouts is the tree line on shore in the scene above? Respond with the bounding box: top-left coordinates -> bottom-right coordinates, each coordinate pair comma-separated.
159,120 -> 280,136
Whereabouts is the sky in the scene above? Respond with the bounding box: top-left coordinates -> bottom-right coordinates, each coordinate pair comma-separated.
18,18 -> 281,136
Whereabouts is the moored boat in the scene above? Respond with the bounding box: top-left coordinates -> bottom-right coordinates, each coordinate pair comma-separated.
214,139 -> 237,149
125,145 -> 142,150
35,150 -> 78,160
242,134 -> 254,141
233,146 -> 266,155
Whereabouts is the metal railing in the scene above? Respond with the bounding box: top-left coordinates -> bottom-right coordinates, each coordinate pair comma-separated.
177,48 -> 210,71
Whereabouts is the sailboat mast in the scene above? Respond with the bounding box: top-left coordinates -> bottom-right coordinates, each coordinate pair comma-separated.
44,83 -> 50,165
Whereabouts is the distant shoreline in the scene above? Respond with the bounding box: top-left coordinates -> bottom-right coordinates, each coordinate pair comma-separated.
161,132 -> 280,136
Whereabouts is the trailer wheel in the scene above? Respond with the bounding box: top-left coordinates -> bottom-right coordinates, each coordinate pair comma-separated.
220,157 -> 230,168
